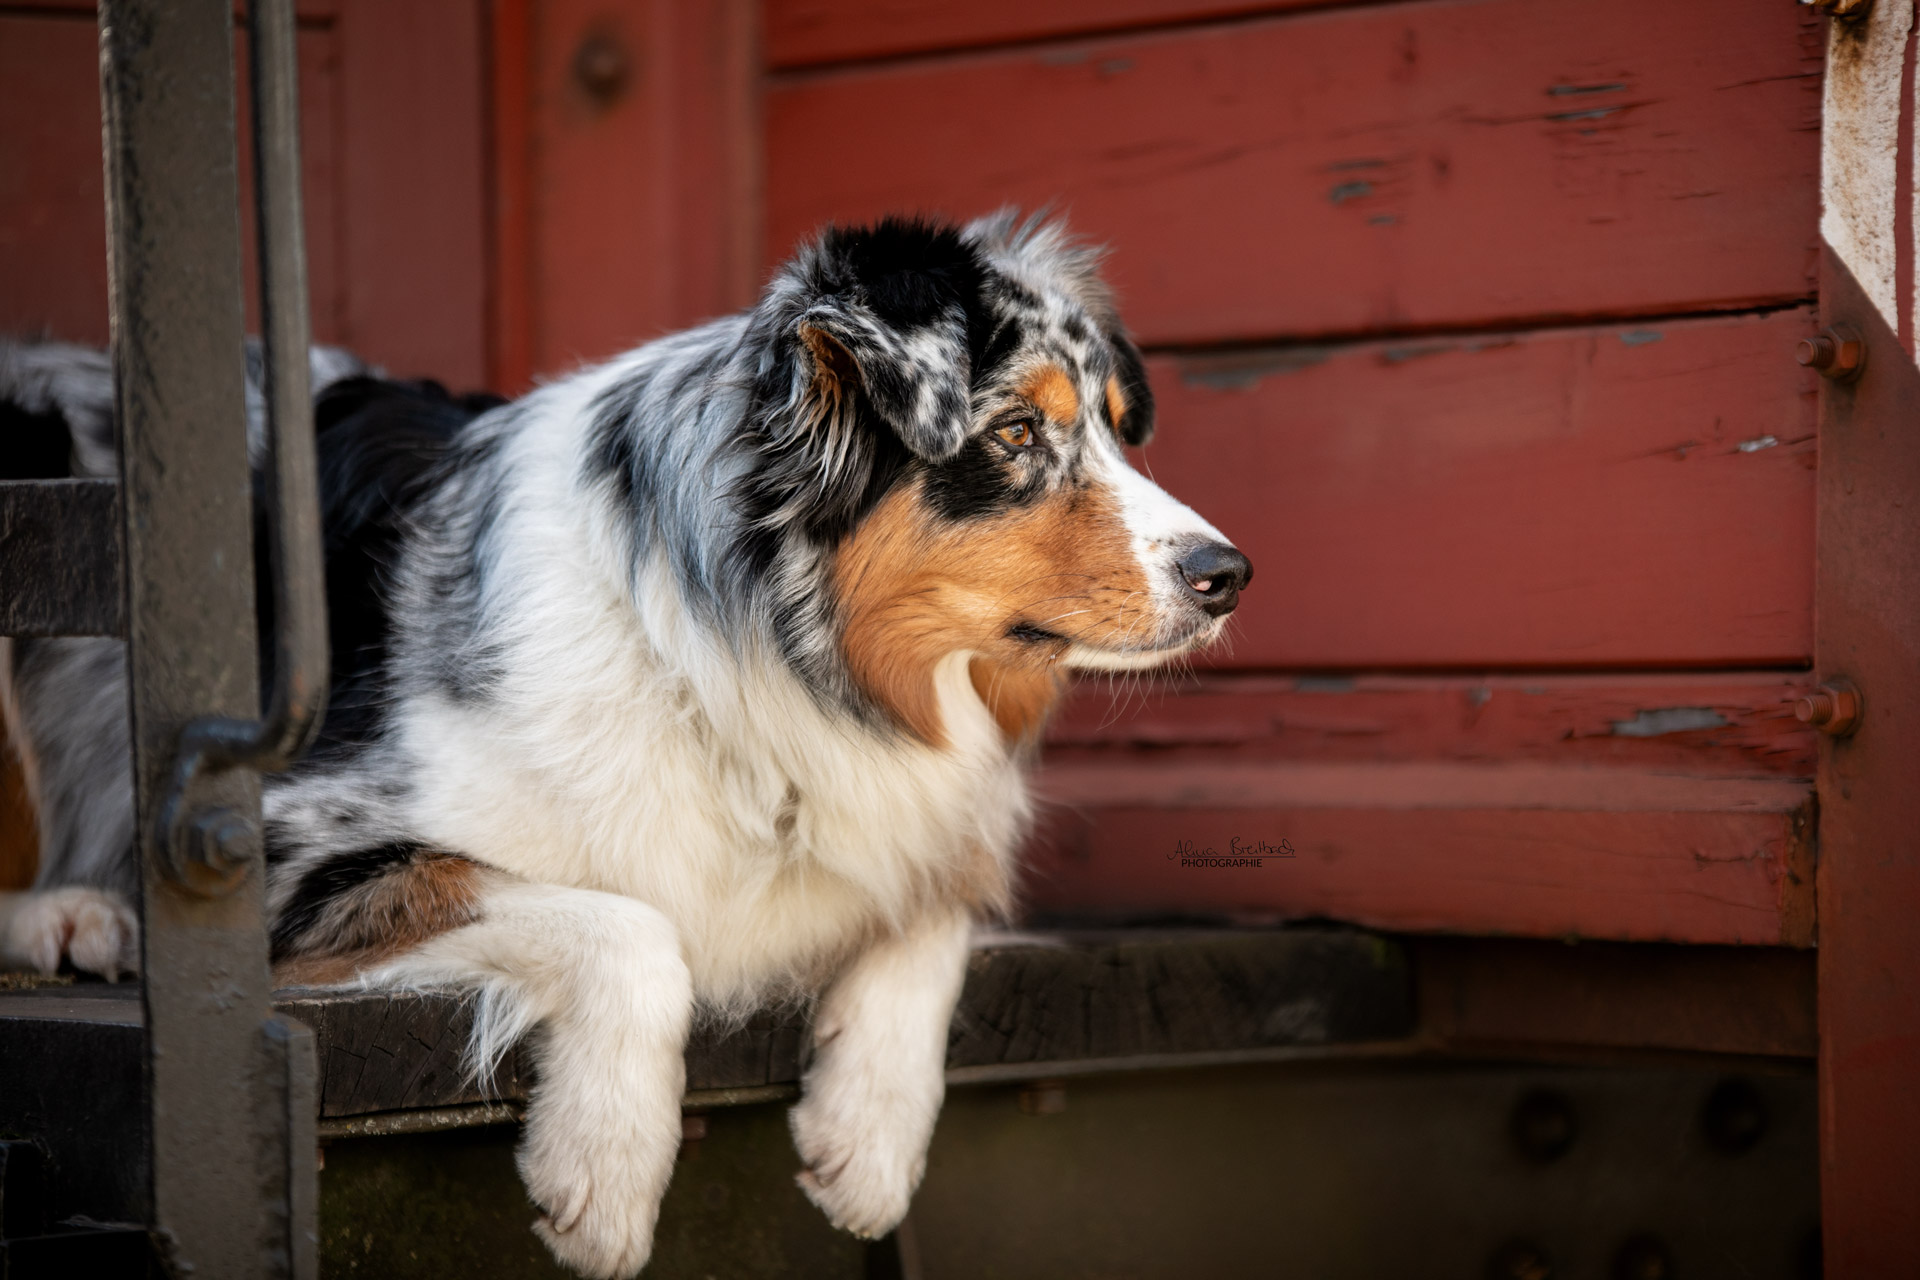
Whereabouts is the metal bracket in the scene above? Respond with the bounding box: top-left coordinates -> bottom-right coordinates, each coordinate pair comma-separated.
155,0 -> 330,897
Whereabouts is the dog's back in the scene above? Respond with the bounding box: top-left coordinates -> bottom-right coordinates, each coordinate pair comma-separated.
0,342 -> 495,905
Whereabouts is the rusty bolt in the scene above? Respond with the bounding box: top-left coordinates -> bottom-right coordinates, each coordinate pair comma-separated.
1510,1089 -> 1578,1165
1797,324 -> 1866,380
1486,1239 -> 1554,1280
1804,0 -> 1874,19
166,805 -> 254,895
573,31 -> 630,106
1018,1079 -> 1067,1116
1796,680 -> 1863,738
1610,1234 -> 1673,1280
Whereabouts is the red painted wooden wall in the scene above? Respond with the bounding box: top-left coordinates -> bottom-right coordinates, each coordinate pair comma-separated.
0,0 -> 1826,943
0,0 -> 490,387
10,0 -> 1920,1265
759,0 -> 1827,946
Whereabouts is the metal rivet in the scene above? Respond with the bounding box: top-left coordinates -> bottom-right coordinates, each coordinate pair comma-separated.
1510,1089 -> 1578,1164
168,805 -> 255,894
1611,1234 -> 1673,1280
1018,1079 -> 1067,1116
1796,324 -> 1866,380
573,32 -> 630,106
1795,679 -> 1863,738
1486,1238 -> 1553,1280
1701,1076 -> 1769,1156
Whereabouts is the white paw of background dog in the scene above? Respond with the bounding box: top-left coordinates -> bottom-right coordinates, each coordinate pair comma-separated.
789,1063 -> 935,1240
3,886 -> 139,979
517,1082 -> 681,1279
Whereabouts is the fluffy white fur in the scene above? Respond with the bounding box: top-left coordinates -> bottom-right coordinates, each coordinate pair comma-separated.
0,215 -> 1250,1278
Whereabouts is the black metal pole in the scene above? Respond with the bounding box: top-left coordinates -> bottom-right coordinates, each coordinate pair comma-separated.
97,0 -> 316,1273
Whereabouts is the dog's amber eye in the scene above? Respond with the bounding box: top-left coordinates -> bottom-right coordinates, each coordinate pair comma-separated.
995,420 -> 1035,449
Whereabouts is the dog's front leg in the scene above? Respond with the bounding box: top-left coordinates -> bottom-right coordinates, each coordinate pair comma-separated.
373,881 -> 692,1280
790,908 -> 970,1238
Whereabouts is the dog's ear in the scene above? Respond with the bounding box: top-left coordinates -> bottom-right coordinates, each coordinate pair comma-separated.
784,220 -> 989,463
1106,328 -> 1156,447
793,302 -> 971,464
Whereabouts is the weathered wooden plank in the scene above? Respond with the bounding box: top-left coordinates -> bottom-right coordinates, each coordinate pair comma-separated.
0,480 -> 123,638
1046,673 -> 1820,778
1023,772 -> 1816,946
766,0 -> 1822,344
276,991 -> 530,1120
764,0 -> 1340,69
1124,310 -> 1817,668
948,929 -> 1409,1071
333,0 -> 489,387
276,929 -> 1412,1117
489,0 -> 758,390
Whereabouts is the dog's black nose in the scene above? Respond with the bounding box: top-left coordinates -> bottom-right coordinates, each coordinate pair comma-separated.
1176,542 -> 1253,617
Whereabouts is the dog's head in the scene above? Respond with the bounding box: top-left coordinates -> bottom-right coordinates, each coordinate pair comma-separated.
750,214 -> 1250,745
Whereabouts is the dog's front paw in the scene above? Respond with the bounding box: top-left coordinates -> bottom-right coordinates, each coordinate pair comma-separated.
518,1088 -> 680,1279
789,1074 -> 933,1240
3,887 -> 139,980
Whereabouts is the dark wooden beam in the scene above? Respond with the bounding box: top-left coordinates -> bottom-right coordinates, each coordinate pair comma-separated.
276,928 -> 1416,1120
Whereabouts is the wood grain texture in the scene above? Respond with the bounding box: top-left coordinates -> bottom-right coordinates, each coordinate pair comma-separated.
947,928 -> 1409,1071
491,0 -> 759,390
1046,673 -> 1820,777
1022,775 -> 1816,946
1127,310 -> 1818,668
334,0 -> 489,387
766,0 -> 1823,344
282,990 -> 525,1119
764,0 -> 1337,69
275,930 -> 1411,1116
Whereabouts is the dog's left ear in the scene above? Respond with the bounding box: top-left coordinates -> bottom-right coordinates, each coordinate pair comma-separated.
1107,329 -> 1156,447
794,302 -> 972,463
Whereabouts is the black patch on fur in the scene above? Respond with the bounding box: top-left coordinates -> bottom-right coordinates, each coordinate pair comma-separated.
920,433 -> 1043,522
818,218 -> 991,336
734,218 -> 1024,549
257,377 -> 503,760
587,371 -> 662,527
0,400 -> 77,479
1107,329 -> 1156,446
269,839 -> 424,959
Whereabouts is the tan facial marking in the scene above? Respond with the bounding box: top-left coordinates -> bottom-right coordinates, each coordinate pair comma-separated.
1104,376 -> 1128,439
1021,364 -> 1080,425
272,851 -> 484,986
834,478 -> 1150,747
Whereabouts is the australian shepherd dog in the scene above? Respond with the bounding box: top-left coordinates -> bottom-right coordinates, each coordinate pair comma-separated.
0,213 -> 1250,1277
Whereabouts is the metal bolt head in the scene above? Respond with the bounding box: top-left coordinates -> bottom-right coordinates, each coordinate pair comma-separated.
1509,1088 -> 1578,1164
573,32 -> 630,105
1797,325 -> 1866,380
1805,0 -> 1874,19
1701,1076 -> 1768,1156
189,807 -> 254,876
1486,1239 -> 1553,1280
1610,1234 -> 1673,1280
1796,679 -> 1863,737
161,805 -> 255,896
